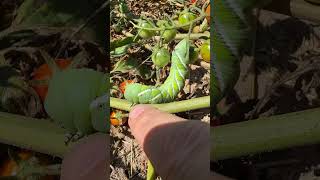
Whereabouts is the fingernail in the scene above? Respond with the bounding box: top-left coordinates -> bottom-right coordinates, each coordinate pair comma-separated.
129,105 -> 146,120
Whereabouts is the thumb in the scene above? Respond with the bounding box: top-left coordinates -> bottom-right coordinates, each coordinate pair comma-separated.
60,133 -> 109,180
128,105 -> 210,180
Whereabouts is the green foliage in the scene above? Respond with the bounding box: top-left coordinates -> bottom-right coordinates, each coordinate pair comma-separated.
212,0 -> 273,106
111,57 -> 152,79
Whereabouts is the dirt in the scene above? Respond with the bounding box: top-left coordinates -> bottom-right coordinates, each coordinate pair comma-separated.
214,9 -> 320,180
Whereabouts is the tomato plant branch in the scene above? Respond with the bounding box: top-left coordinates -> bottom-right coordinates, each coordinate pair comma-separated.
110,96 -> 210,113
154,32 -> 209,41
0,97 -> 209,159
124,31 -> 209,40
212,107 -> 320,161
0,112 -> 73,158
130,11 -> 206,31
175,32 -> 209,39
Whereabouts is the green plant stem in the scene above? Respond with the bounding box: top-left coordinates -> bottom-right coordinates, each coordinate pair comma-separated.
212,107 -> 320,161
130,12 -> 206,31
0,112 -> 73,158
110,96 -> 210,112
175,32 -> 209,39
123,31 -> 209,41
155,67 -> 161,85
147,160 -> 156,180
154,32 -> 210,41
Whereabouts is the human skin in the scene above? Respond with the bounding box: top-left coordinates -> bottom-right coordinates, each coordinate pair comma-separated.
60,105 -> 233,180
60,133 -> 109,180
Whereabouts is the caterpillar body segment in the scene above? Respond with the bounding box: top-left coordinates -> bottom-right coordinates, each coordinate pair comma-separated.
45,71 -> 76,133
44,68 -> 108,135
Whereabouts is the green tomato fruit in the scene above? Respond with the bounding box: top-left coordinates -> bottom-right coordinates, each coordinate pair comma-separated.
189,45 -> 199,63
200,42 -> 210,62
162,28 -> 177,42
157,20 -> 177,42
152,47 -> 171,68
138,20 -> 155,39
178,12 -> 197,31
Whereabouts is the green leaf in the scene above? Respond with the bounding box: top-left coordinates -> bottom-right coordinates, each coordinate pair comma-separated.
110,36 -> 136,51
111,58 -> 152,79
199,18 -> 209,32
110,45 -> 130,57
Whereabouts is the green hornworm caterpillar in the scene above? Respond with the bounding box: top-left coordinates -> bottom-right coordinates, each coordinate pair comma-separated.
44,68 -> 109,136
212,0 -> 272,106
124,38 -> 190,104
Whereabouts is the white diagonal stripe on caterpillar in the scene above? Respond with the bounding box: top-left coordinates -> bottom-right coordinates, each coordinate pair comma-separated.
138,88 -> 152,97
174,72 -> 181,90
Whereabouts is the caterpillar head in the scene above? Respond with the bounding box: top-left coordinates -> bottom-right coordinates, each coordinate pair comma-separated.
90,74 -> 109,133
90,95 -> 109,133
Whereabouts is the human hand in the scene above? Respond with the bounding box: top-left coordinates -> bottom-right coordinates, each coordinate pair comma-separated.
60,105 -> 232,180
60,133 -> 109,180
128,104 -> 211,180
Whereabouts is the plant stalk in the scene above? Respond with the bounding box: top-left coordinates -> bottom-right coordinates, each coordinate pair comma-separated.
153,33 -> 210,41
174,32 -> 210,39
212,107 -> 320,161
110,96 -> 210,113
2,97 -> 320,163
130,13 -> 206,31
0,112 -> 73,158
124,31 -> 210,40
